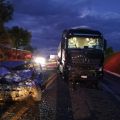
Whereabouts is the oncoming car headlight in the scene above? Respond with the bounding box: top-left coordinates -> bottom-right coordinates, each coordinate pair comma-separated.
33,57 -> 46,66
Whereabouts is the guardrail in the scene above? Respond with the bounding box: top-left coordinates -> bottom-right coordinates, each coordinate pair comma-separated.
101,69 -> 120,101
104,69 -> 120,78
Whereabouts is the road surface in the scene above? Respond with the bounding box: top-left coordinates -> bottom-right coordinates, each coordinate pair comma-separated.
0,69 -> 120,120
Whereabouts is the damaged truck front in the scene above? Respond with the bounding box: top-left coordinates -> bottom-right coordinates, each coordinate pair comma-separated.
57,27 -> 106,87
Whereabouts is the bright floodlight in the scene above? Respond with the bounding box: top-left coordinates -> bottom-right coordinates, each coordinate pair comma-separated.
34,57 -> 46,65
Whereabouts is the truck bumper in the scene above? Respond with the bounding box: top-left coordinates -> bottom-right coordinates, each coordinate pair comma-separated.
68,71 -> 103,82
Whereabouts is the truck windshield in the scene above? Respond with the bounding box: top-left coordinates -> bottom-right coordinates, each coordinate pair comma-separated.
68,37 -> 103,50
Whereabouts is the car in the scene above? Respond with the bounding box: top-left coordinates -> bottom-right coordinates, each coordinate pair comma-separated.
0,61 -> 43,102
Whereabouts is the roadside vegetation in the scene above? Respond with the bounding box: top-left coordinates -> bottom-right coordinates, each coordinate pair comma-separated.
0,0 -> 33,51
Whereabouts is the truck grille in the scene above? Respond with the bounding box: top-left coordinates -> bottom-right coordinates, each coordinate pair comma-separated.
71,69 -> 95,75
70,64 -> 96,70
71,56 -> 89,64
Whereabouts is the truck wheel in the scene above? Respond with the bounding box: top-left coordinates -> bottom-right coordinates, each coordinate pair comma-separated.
31,87 -> 42,102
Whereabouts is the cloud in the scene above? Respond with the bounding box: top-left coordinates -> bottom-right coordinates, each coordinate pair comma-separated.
7,0 -> 120,52
102,12 -> 120,20
79,8 -> 120,20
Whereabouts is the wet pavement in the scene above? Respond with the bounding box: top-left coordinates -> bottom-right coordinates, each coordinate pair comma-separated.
0,70 -> 120,120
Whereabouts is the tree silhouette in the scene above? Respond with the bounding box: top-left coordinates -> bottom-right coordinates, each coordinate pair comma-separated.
0,0 -> 13,47
0,0 -> 33,51
9,26 -> 32,49
105,46 -> 114,57
0,0 -> 13,31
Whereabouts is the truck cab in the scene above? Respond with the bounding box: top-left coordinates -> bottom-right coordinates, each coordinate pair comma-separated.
57,27 -> 106,87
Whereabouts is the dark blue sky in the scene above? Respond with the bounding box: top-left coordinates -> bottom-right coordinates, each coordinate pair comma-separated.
6,0 -> 120,55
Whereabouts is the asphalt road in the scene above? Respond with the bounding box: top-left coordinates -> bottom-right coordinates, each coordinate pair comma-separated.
0,70 -> 120,120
